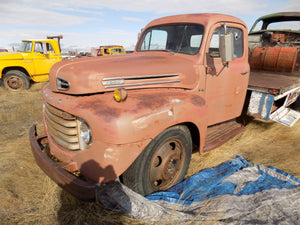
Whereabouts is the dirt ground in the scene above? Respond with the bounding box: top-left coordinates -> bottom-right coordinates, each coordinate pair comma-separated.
0,82 -> 299,225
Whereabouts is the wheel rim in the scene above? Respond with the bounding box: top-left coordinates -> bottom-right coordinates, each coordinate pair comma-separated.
149,137 -> 186,191
5,76 -> 24,90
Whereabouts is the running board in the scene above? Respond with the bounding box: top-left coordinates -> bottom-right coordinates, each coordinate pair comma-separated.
203,120 -> 244,152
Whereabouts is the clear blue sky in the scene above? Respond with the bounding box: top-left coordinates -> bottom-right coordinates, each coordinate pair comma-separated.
0,0 -> 298,51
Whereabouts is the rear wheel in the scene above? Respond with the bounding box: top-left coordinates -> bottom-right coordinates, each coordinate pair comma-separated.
4,70 -> 30,91
122,125 -> 192,196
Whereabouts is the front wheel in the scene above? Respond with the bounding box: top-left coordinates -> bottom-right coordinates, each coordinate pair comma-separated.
4,70 -> 30,91
122,125 -> 192,196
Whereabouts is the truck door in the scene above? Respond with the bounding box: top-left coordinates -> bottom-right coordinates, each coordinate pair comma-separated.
205,23 -> 249,126
32,42 -> 60,77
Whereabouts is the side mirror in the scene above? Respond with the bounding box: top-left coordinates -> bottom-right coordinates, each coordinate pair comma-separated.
219,33 -> 234,64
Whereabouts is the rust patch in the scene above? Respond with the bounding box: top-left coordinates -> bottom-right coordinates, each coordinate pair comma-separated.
191,95 -> 205,106
77,98 -> 121,123
135,92 -> 171,110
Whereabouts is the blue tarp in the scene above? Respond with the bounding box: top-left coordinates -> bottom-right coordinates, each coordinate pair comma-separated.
146,156 -> 300,205
97,156 -> 300,224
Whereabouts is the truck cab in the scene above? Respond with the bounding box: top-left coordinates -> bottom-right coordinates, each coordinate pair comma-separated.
0,36 -> 62,91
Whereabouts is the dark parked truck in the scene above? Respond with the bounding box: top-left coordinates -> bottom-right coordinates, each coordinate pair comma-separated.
30,12 -> 300,200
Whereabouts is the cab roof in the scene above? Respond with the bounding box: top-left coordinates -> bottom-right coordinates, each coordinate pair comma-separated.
254,12 -> 300,23
22,39 -> 58,43
144,13 -> 247,29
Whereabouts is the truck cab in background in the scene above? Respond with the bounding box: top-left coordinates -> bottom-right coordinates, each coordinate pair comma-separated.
94,45 -> 126,56
0,35 -> 62,91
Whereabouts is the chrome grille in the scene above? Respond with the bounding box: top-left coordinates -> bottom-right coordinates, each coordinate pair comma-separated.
44,103 -> 80,150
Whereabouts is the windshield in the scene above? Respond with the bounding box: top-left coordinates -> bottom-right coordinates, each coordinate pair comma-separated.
137,24 -> 204,55
18,41 -> 33,52
251,20 -> 300,33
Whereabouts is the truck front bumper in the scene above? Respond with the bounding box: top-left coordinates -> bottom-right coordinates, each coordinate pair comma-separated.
29,125 -> 96,201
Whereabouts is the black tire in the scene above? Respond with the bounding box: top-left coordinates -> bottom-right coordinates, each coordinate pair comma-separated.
122,125 -> 192,196
4,70 -> 30,91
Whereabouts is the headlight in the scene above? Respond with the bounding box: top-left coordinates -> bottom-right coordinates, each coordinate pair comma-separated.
78,119 -> 92,150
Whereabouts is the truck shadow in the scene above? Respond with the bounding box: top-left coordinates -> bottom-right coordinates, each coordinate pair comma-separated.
57,160 -> 131,224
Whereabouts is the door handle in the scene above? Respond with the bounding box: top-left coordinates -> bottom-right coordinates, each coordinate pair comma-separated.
241,70 -> 249,75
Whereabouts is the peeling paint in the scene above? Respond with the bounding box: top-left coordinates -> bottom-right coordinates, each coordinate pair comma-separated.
132,108 -> 173,129
168,110 -> 174,116
104,153 -> 113,160
104,148 -> 119,161
171,99 -> 182,104
248,91 -> 274,120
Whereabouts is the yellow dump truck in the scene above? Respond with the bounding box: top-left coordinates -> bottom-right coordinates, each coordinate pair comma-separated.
0,35 -> 62,91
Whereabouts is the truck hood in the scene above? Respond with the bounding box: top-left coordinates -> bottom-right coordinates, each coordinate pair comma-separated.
49,52 -> 200,95
0,52 -> 24,60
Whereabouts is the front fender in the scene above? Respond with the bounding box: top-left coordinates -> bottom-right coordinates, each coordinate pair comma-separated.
116,89 -> 208,147
42,86 -> 208,183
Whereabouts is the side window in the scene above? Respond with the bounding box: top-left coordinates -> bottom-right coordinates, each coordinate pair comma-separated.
25,42 -> 32,52
209,28 -> 221,57
228,27 -> 243,58
46,43 -> 54,53
34,42 -> 43,53
209,26 -> 244,58
104,48 -> 109,54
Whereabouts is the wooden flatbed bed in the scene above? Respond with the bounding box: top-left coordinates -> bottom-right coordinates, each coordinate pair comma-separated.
248,71 -> 300,95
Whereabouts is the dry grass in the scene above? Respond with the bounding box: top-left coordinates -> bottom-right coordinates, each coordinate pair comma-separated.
187,118 -> 300,179
0,83 -> 299,225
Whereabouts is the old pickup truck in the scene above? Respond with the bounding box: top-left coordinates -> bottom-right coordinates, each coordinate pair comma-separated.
0,35 -> 62,91
30,12 -> 300,200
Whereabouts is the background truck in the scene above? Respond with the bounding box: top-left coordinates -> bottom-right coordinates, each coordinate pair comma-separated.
30,12 -> 300,200
0,35 -> 62,91
91,45 -> 126,57
247,12 -> 300,126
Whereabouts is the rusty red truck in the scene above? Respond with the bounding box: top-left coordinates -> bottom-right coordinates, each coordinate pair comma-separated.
30,12 -> 300,200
